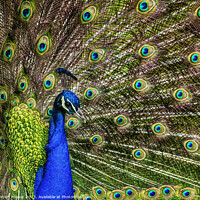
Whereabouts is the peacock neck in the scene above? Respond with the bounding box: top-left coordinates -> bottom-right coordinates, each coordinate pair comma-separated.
36,106 -> 74,198
46,106 -> 67,151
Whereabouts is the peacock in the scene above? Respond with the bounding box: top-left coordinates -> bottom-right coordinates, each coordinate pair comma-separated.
0,0 -> 200,199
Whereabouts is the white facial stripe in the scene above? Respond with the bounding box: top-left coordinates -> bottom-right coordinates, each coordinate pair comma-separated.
61,96 -> 78,113
62,96 -> 85,120
61,96 -> 70,112
66,98 -> 77,113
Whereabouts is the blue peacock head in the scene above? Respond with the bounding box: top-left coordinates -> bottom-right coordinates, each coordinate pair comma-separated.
54,90 -> 85,120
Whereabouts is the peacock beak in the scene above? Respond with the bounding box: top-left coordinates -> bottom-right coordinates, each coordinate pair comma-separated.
74,108 -> 86,122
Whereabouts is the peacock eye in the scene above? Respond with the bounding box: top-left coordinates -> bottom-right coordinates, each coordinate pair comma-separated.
0,89 -> 7,103
114,115 -> 129,127
137,0 -> 156,14
89,49 -> 105,63
188,52 -> 200,66
179,188 -> 195,199
93,186 -> 106,199
126,189 -> 133,196
83,11 -> 92,21
183,191 -> 190,197
11,96 -> 19,107
3,43 -> 14,62
96,189 -> 102,195
152,123 -> 166,135
132,79 -> 148,92
124,187 -> 137,199
173,88 -> 189,101
27,98 -> 36,109
144,188 -> 159,199
132,149 -> 146,161
163,188 -> 170,195
184,140 -> 199,153
73,186 -> 80,197
73,188 -> 76,193
86,196 -> 92,200
195,7 -> 200,19
66,118 -> 80,129
36,35 -> 50,55
90,135 -> 103,145
148,190 -> 156,197
81,6 -> 97,23
114,192 -> 121,199
139,44 -> 156,59
109,190 -> 124,200
84,87 -> 99,100
20,1 -> 33,21
92,52 -> 98,60
159,185 -> 175,198
18,76 -> 28,92
0,136 -> 5,147
0,138 -> 4,144
46,106 -> 53,116
43,74 -> 55,91
10,178 -> 19,191
4,49 -> 12,59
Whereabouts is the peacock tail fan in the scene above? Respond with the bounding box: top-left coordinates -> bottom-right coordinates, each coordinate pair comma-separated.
0,0 -> 200,199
